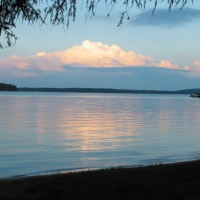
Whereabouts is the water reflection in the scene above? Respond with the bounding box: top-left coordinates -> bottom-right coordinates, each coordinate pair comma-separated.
34,95 -> 143,152
0,93 -> 200,178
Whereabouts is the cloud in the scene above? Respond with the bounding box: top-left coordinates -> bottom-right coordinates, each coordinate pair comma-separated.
0,40 -> 182,77
0,55 -> 30,70
0,53 -> 64,73
55,40 -> 160,67
131,8 -> 200,27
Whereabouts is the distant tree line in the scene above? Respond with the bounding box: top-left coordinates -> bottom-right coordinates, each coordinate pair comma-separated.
18,87 -> 200,95
0,83 -> 18,91
1,85 -> 199,96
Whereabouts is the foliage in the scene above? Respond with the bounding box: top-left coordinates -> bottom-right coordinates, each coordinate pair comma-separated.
0,83 -> 18,91
190,93 -> 200,98
0,0 -> 43,48
0,0 -> 194,48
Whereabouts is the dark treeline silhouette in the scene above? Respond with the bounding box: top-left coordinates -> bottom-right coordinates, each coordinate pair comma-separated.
0,83 -> 18,91
18,87 -> 200,95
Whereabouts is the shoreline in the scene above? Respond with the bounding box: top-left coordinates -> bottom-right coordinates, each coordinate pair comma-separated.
1,159 -> 200,199
1,158 -> 197,181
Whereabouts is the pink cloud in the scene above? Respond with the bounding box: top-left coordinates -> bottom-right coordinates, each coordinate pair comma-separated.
0,53 -> 64,73
0,55 -> 30,70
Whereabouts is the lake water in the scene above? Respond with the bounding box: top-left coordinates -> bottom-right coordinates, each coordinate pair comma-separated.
0,92 -> 200,178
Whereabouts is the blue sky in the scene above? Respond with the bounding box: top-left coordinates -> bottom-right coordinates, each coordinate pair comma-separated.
0,1 -> 200,90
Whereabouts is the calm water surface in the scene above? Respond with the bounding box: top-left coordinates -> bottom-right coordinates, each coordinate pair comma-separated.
0,92 -> 200,178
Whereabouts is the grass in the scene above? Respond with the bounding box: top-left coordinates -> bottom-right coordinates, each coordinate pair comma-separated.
1,160 -> 200,199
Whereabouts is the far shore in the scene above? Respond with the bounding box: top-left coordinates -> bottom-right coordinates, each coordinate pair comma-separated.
1,159 -> 200,199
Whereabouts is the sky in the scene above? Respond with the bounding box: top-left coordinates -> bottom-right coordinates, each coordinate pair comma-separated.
0,1 -> 200,90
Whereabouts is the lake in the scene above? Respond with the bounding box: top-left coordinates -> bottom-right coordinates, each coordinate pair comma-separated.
0,92 -> 200,178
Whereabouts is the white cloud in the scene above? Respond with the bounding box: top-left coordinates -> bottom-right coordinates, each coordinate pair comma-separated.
54,40 -> 159,67
0,40 -> 184,77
